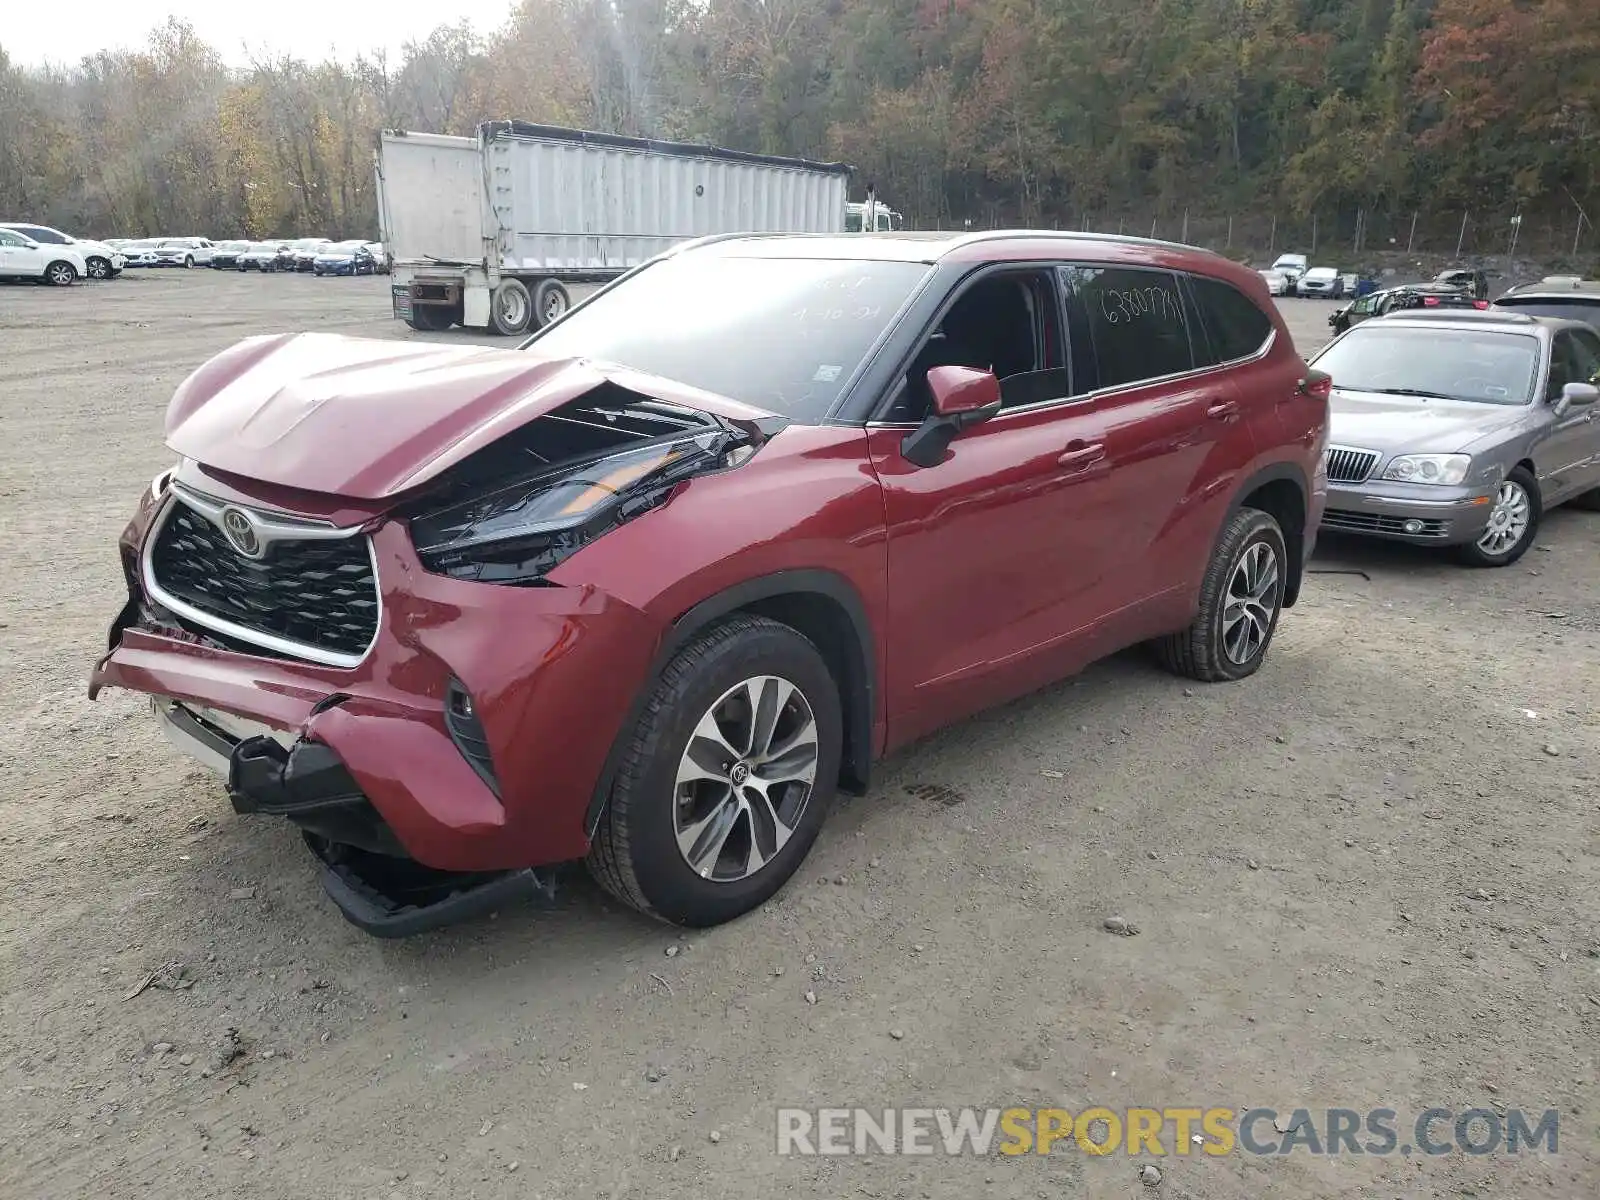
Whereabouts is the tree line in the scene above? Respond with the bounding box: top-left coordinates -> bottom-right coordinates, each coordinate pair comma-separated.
0,0 -> 1594,250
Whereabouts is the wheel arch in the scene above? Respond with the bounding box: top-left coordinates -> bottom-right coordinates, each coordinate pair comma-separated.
1226,462 -> 1309,607
584,568 -> 878,836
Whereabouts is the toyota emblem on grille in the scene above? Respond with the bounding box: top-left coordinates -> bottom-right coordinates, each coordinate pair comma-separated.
219,507 -> 264,558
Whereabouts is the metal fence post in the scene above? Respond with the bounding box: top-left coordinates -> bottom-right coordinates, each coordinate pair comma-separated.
1456,211 -> 1469,258
1407,210 -> 1418,253
1311,213 -> 1318,255
1181,208 -> 1189,243
1226,214 -> 1233,248
1269,215 -> 1276,255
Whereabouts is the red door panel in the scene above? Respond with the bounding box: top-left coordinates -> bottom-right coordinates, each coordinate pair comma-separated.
867,397 -> 1122,747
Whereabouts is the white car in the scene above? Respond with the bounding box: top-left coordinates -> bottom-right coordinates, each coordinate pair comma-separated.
1270,253 -> 1309,293
362,241 -> 390,274
1258,269 -> 1290,297
152,237 -> 215,267
0,227 -> 87,284
0,222 -> 125,280
120,240 -> 162,267
1296,266 -> 1345,298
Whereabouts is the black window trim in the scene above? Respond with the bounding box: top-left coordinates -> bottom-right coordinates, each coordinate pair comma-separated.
1182,271 -> 1276,367
861,260 -> 1075,426
863,261 -> 1278,427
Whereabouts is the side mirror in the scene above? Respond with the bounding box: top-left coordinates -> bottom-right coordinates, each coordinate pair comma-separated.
1555,381 -> 1599,416
902,366 -> 1002,468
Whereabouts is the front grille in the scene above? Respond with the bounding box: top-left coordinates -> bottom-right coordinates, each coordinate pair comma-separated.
1324,446 -> 1379,484
148,500 -> 378,662
1322,509 -> 1448,538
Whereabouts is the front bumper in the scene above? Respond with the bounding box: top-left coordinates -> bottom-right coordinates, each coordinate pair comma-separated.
90,480 -> 665,876
1320,481 -> 1495,545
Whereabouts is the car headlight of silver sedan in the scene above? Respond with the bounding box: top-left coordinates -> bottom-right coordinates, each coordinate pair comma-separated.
1380,453 -> 1471,485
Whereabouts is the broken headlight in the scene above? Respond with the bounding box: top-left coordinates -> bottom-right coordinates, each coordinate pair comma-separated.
410,433 -> 732,584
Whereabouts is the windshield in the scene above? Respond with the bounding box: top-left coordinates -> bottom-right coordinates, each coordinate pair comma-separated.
523,255 -> 931,421
1314,326 -> 1540,405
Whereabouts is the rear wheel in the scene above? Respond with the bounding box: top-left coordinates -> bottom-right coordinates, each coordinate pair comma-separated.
44,261 -> 78,286
490,279 -> 532,335
532,278 -> 571,329
587,615 -> 842,926
1154,507 -> 1287,682
1458,468 -> 1539,566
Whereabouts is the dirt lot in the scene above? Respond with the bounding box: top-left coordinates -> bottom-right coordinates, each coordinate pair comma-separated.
1,269 -> 1596,1199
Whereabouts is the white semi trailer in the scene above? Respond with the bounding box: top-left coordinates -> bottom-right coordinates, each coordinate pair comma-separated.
377,121 -> 858,336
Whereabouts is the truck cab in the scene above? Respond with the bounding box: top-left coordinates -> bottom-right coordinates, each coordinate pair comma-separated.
846,201 -> 903,233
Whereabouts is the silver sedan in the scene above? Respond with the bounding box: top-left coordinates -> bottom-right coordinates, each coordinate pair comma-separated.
1308,310 -> 1600,566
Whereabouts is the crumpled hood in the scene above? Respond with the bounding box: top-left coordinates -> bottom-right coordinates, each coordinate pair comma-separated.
164,332 -> 777,500
1328,389 -> 1524,455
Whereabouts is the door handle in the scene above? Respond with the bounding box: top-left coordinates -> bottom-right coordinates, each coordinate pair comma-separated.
1207,400 -> 1240,421
1058,441 -> 1106,469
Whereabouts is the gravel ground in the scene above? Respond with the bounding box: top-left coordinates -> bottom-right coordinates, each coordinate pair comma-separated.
1,269 -> 1596,1199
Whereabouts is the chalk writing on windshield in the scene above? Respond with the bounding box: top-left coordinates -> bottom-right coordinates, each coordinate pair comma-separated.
1100,285 -> 1183,326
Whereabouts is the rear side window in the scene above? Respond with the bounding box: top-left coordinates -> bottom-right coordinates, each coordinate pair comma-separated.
1061,265 -> 1193,390
1186,275 -> 1273,365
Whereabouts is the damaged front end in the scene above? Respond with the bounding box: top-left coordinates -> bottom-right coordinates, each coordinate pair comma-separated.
92,342 -> 785,936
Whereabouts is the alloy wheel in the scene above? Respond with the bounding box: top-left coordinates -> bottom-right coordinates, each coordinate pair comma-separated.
1476,480 -> 1530,557
47,264 -> 74,285
87,258 -> 109,279
1221,540 -> 1281,665
672,675 -> 819,883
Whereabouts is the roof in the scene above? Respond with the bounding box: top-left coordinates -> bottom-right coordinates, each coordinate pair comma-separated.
1500,276 -> 1600,298
675,228 -> 1269,299
1372,310 -> 1566,338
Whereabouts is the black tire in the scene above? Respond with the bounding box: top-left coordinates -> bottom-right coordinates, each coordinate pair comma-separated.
531,278 -> 571,329
1457,466 -> 1540,567
490,278 -> 532,335
183,255 -> 194,269
1154,507 -> 1288,682
587,615 -> 843,926
44,260 -> 78,286
404,303 -> 457,332
85,256 -> 111,280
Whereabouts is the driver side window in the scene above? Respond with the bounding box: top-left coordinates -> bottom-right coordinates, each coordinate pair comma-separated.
1352,295 -> 1376,315
1568,330 -> 1600,387
883,269 -> 1068,422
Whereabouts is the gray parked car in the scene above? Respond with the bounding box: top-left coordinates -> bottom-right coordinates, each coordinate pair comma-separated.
1309,309 -> 1600,566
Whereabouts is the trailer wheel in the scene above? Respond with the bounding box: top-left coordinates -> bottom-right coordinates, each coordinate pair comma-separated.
490,279 -> 533,335
532,279 -> 571,329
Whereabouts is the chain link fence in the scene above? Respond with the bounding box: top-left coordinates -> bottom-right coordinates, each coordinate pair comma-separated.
914,203 -> 1597,282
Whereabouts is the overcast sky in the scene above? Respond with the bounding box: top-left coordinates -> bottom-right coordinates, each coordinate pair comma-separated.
2,1 -> 510,68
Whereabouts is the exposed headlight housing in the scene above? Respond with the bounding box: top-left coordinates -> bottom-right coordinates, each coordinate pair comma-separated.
1380,453 -> 1471,486
410,431 -> 740,584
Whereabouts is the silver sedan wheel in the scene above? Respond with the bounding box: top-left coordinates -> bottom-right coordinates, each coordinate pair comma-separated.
673,675 -> 819,883
1477,480 -> 1531,556
1222,541 -> 1281,665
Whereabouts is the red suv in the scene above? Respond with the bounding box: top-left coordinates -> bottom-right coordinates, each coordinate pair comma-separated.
90,232 -> 1329,935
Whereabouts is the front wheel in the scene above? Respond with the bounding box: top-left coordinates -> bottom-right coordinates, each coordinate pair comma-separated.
1154,507 -> 1287,682
44,261 -> 78,286
85,256 -> 111,280
1458,468 -> 1539,567
587,615 -> 842,926
183,255 -> 194,269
